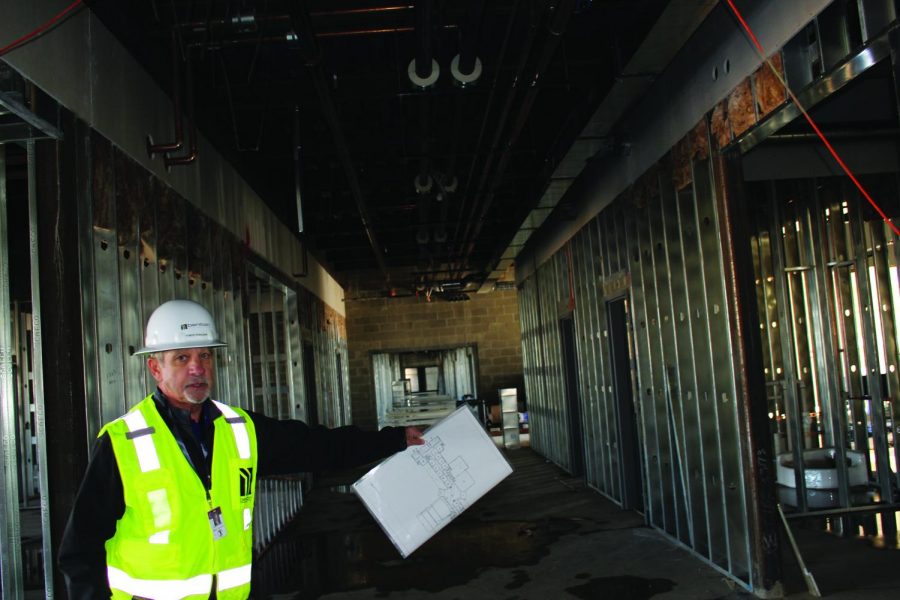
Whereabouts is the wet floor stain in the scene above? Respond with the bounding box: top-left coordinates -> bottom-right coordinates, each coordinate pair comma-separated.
253,518 -> 580,598
504,569 -> 530,590
565,576 -> 675,600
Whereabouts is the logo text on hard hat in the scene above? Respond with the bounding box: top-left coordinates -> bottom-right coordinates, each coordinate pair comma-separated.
180,322 -> 207,330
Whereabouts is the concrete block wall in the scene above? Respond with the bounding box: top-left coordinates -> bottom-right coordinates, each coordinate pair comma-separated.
346,290 -> 523,430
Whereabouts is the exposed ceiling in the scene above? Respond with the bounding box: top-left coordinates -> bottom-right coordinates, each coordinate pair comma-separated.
85,0 -> 671,296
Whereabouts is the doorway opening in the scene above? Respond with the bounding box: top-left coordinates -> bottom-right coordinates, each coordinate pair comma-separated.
303,342 -> 318,426
560,314 -> 585,476
607,297 -> 644,512
371,346 -> 479,428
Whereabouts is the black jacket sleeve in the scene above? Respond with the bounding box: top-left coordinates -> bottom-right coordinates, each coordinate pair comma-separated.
57,433 -> 122,599
248,410 -> 407,476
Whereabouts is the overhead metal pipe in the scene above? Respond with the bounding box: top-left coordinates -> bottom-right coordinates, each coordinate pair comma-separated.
415,0 -> 434,80
320,26 -> 455,38
767,128 -> 900,141
457,0 -> 485,76
186,25 -> 460,48
147,30 -> 184,158
450,0 -> 524,254
456,0 -> 576,275
407,0 -> 439,89
165,51 -> 198,167
293,105 -> 305,234
311,5 -> 413,18
289,1 -> 391,282
176,6 -> 413,31
415,85 -> 433,259
451,0 -> 535,271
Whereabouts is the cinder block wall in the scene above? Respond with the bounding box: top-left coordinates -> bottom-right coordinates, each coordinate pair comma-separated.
346,290 -> 523,430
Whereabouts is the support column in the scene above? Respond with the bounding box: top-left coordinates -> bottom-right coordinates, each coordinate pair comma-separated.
712,149 -> 782,595
36,108 -> 90,594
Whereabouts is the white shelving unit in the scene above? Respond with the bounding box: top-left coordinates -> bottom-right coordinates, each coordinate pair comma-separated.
499,388 -> 520,449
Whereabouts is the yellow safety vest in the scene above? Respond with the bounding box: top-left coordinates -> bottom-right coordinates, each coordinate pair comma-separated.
102,395 -> 258,599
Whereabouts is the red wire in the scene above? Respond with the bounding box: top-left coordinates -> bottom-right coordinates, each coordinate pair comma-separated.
725,0 -> 765,55
0,0 -> 85,58
724,0 -> 900,237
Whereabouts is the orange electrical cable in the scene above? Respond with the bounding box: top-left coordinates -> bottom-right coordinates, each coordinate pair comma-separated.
724,0 -> 900,237
0,1 -> 85,58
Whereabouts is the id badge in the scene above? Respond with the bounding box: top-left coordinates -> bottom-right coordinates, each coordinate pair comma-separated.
208,506 -> 227,540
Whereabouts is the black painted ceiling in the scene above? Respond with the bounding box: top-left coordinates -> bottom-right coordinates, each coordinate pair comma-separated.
85,0 -> 669,294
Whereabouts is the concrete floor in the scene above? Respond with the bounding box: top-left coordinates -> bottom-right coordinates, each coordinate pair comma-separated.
252,447 -> 900,600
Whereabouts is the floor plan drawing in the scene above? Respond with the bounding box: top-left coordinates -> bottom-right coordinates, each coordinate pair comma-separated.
411,436 -> 477,531
353,406 -> 513,557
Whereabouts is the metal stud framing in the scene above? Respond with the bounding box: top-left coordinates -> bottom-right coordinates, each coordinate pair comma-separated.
749,175 -> 900,537
0,144 -> 24,598
26,139 -> 54,597
516,2 -> 900,593
519,151 -> 755,587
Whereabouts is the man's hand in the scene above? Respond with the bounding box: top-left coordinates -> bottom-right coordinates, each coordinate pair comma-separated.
405,426 -> 425,446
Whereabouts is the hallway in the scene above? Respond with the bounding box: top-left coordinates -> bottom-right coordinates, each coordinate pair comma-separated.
253,449 -> 753,599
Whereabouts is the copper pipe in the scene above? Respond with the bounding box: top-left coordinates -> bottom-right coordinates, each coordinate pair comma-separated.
165,52 -> 197,167
310,5 -> 413,17
317,27 -> 417,39
319,25 -> 454,38
147,30 -> 183,157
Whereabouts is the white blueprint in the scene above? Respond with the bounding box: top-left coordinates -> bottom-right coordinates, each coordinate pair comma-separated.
352,405 -> 513,558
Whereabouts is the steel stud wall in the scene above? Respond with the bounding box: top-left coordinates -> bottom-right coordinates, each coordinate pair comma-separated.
749,176 -> 900,536
518,4 -> 900,592
519,134 -> 755,586
519,254 -> 569,471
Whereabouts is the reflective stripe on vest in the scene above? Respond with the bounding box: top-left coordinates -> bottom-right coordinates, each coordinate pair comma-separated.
107,563 -> 253,598
218,564 -> 252,591
212,400 -> 251,459
123,410 -> 160,472
107,566 -> 212,600
124,400 -> 249,468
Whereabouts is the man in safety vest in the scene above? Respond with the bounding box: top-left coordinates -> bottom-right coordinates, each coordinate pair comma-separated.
59,299 -> 424,598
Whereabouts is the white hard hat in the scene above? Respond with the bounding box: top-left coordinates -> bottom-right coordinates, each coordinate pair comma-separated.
134,299 -> 227,355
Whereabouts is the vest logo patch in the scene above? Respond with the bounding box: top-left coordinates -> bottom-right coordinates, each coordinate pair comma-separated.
239,467 -> 254,497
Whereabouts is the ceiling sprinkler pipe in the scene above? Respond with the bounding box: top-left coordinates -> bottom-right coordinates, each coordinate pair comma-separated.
287,4 -> 390,282
458,0 -> 484,73
416,0 -> 433,77
410,0 -> 438,88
